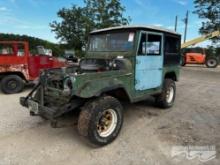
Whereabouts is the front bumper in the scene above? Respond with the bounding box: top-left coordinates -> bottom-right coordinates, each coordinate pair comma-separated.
20,97 -> 60,120
20,84 -> 84,120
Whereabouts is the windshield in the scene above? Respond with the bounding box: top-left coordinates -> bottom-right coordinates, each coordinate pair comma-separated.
89,32 -> 135,52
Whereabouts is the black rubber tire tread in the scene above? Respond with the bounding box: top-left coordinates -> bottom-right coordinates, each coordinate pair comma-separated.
1,75 -> 24,94
205,57 -> 219,68
78,96 -> 123,146
155,79 -> 176,109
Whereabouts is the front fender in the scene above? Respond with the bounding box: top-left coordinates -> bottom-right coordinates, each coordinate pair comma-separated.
75,78 -> 126,98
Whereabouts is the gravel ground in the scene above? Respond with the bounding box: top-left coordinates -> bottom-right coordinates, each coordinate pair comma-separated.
0,66 -> 220,165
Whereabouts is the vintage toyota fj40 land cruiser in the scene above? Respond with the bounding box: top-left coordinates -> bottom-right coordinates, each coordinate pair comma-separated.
20,26 -> 181,146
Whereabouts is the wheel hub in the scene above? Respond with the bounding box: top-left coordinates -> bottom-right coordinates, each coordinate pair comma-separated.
208,59 -> 217,67
166,86 -> 174,103
7,80 -> 17,90
97,109 -> 117,137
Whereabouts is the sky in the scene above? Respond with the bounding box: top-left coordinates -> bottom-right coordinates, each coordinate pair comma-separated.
0,0 -> 209,46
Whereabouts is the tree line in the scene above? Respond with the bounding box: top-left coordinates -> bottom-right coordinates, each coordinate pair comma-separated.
0,33 -> 64,57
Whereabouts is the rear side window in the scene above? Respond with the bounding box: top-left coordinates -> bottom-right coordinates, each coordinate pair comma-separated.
164,35 -> 181,66
165,36 -> 180,54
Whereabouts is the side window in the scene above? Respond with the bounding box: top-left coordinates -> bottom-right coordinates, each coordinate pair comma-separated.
0,44 -> 15,55
17,44 -> 25,56
138,33 -> 162,56
138,33 -> 147,55
165,36 -> 180,54
146,34 -> 162,55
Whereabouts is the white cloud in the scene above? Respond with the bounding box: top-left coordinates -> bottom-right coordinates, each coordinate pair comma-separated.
133,0 -> 159,17
9,0 -> 16,3
167,26 -> 175,30
174,0 -> 188,6
16,25 -> 47,30
0,9 -> 48,30
0,7 -> 8,11
134,0 -> 145,6
152,24 -> 163,27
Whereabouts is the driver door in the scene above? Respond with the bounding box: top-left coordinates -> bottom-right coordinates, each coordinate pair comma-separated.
135,32 -> 164,91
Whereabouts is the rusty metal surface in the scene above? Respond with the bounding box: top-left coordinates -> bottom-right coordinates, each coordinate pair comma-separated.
0,64 -> 29,80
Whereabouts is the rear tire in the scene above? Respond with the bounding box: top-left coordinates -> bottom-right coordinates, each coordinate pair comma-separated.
1,75 -> 24,94
78,96 -> 123,146
155,79 -> 176,109
205,57 -> 219,68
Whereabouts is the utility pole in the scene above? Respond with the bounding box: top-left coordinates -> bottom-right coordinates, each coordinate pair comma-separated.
175,15 -> 178,32
183,10 -> 189,43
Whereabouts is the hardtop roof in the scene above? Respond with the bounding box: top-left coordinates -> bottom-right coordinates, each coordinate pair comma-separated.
90,25 -> 180,36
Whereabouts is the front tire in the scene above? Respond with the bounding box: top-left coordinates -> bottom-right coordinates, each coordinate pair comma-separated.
78,96 -> 123,146
205,57 -> 219,68
1,75 -> 24,94
155,79 -> 176,109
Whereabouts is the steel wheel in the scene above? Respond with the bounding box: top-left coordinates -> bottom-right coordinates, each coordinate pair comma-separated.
166,86 -> 174,104
155,79 -> 176,109
207,59 -> 217,67
1,75 -> 24,94
97,109 -> 118,138
206,58 -> 219,68
78,96 -> 123,146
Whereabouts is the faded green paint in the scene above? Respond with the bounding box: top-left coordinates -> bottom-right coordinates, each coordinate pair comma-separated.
74,70 -> 132,98
40,27 -> 181,105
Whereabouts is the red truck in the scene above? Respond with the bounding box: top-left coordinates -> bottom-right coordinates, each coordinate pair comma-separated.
0,41 -> 67,94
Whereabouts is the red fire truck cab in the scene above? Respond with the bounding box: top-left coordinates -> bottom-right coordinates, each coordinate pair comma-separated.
0,41 -> 67,94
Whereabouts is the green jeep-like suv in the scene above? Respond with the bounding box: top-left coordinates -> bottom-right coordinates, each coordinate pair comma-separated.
20,25 -> 181,146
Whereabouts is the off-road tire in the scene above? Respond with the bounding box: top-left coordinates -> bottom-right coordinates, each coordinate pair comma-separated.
1,75 -> 24,94
155,79 -> 176,109
205,57 -> 219,68
78,96 -> 123,146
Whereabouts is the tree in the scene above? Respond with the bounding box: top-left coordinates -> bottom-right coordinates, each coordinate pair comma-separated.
84,0 -> 130,29
50,0 -> 130,55
194,0 -> 220,42
50,6 -> 91,53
